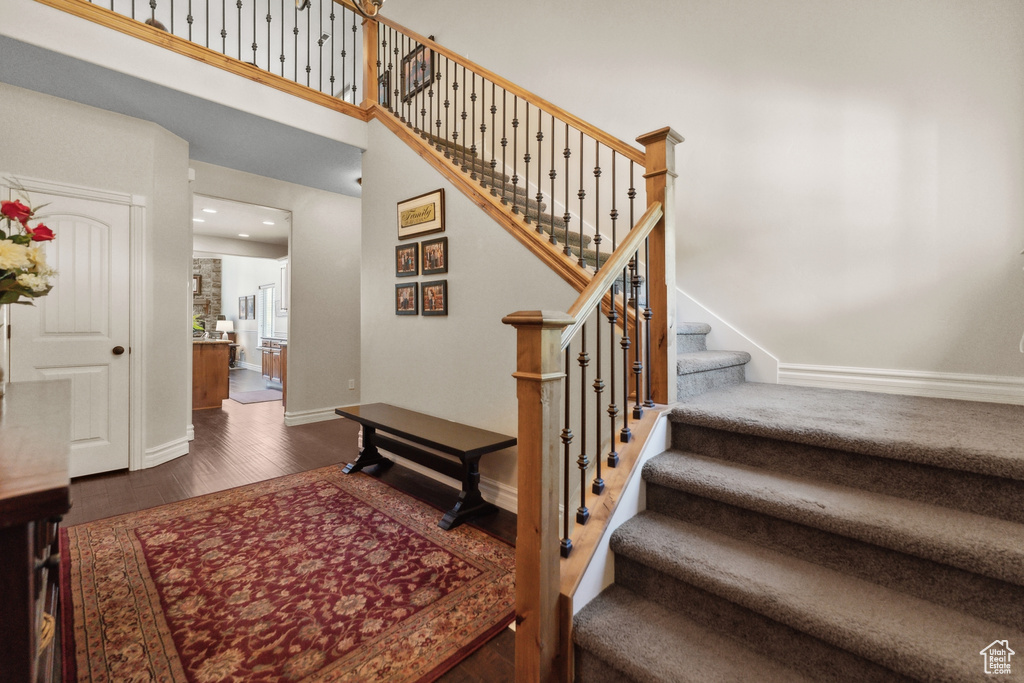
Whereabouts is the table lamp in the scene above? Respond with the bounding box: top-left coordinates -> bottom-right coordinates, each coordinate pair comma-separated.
215,320 -> 234,340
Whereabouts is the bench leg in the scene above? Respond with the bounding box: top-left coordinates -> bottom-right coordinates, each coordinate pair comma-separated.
439,456 -> 498,530
342,426 -> 393,474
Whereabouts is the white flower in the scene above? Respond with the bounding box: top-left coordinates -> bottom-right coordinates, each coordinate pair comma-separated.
26,246 -> 49,269
0,239 -> 31,271
16,273 -> 49,292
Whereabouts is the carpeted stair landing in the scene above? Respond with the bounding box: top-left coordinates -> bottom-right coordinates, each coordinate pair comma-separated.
574,324 -> 1024,682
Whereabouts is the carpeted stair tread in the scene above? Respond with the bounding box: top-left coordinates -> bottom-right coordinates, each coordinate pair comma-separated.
677,323 -> 711,353
573,585 -> 816,683
671,382 -> 1024,481
612,511 -> 1024,682
643,450 -> 1024,585
677,350 -> 752,375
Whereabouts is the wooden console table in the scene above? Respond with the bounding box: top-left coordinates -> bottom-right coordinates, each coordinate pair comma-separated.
0,381 -> 72,683
334,403 -> 516,530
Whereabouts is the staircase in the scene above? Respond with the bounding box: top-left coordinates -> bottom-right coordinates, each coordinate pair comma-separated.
573,323 -> 1024,682
416,131 -> 616,270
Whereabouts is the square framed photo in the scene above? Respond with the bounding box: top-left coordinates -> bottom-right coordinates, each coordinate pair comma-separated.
397,189 -> 444,240
400,44 -> 434,102
395,243 -> 419,277
396,282 -> 419,315
378,70 -> 391,109
421,236 -> 448,275
421,279 -> 447,316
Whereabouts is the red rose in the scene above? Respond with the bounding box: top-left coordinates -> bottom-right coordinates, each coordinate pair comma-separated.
1,200 -> 32,223
28,224 -> 55,242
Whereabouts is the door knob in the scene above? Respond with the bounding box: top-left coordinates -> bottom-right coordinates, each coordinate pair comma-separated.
112,346 -> 125,355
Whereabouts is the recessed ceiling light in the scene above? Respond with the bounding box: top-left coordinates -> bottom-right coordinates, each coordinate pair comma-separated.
193,218 -> 205,223
202,208 -> 217,214
262,221 -> 275,225
238,233 -> 249,238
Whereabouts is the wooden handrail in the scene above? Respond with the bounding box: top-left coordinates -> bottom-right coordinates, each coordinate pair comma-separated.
560,201 -> 662,349
370,15 -> 646,167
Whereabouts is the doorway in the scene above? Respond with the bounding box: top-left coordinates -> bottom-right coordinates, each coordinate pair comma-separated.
191,194 -> 290,413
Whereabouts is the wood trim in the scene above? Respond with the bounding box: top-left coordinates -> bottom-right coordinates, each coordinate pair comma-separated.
372,16 -> 646,166
370,104 -> 592,295
33,0 -> 371,122
561,202 -> 662,348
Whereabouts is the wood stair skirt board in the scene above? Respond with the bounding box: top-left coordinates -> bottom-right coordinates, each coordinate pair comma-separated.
779,363 -> 1024,405
572,322 -> 1024,682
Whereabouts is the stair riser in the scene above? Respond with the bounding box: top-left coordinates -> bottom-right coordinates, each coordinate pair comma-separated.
615,557 -> 911,683
646,484 -> 1024,629
671,424 -> 1024,524
676,365 -> 746,399
573,647 -> 634,683
676,332 -> 709,353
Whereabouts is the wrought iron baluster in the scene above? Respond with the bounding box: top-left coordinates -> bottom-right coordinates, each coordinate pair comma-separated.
577,130 -> 586,268
265,2 -> 271,72
510,97 -> 519,205
450,65 -> 460,152
330,5 -> 337,97
489,83 -> 498,194
610,152 -> 618,251
316,0 -> 324,92
425,61 -> 434,138
593,142 -> 603,272
520,101 -> 529,217
205,0 -> 208,47
187,0 -> 193,42
435,67 -> 443,141
170,0 -> 174,35
577,323 -> 590,525
443,57 -> 452,155
500,90 -> 508,202
549,113 -> 557,244
469,73 -> 477,175
630,162 -> 643,419
293,2 -> 298,82
279,0 -> 285,76
535,108 -> 545,233
620,265 -> 632,444
236,0 -> 241,61
252,0 -> 258,66
222,0 -> 227,55
150,0 -> 155,27
560,346 -> 574,558
607,282 -> 620,466
351,13 -> 357,103
643,234 -> 654,407
393,35 -> 401,117
460,65 -> 468,170
592,307 -> 605,494
563,123 -> 571,255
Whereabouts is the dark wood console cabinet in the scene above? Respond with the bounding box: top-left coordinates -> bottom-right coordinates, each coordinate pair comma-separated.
0,381 -> 72,683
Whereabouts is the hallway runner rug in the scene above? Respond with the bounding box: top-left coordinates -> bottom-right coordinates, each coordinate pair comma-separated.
228,389 -> 283,404
60,467 -> 515,682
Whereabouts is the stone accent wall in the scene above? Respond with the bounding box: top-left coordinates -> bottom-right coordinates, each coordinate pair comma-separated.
192,258 -> 222,336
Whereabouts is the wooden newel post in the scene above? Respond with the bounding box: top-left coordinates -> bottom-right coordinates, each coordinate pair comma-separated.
361,16 -> 379,108
636,127 -> 683,404
502,310 -> 574,683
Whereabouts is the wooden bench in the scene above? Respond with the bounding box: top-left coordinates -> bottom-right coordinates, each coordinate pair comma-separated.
334,403 -> 517,530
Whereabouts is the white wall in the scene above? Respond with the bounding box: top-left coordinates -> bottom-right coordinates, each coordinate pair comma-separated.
384,0 -> 1024,380
217,254 -> 282,366
361,120 -> 578,491
0,81 -> 192,457
189,161 -> 361,418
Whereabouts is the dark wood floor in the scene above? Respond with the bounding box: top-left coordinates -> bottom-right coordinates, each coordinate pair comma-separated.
65,398 -> 516,683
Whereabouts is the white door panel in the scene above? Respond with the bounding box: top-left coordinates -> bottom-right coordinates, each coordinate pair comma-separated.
9,192 -> 130,477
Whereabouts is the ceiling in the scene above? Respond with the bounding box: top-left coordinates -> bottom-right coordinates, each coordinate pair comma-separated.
192,195 -> 291,245
0,34 -> 364,198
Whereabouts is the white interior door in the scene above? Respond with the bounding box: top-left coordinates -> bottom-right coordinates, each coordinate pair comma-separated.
9,191 -> 131,477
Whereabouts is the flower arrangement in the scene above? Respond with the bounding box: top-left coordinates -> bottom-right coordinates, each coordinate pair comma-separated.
0,197 -> 56,305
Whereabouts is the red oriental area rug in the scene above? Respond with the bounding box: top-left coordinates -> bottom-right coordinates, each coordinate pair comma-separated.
60,468 -> 515,682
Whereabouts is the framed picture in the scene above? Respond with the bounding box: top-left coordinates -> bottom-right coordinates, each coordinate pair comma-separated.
400,44 -> 434,102
397,189 -> 444,240
239,296 -> 247,319
193,275 -> 202,296
378,70 -> 391,109
421,236 -> 448,275
396,243 -> 419,277
396,282 -> 419,315
246,295 -> 255,320
421,279 -> 447,316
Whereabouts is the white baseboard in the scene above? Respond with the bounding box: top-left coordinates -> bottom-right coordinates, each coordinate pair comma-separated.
283,408 -> 341,426
375,448 -> 519,513
235,361 -> 261,372
187,423 -> 195,441
779,364 -> 1024,405
144,436 -> 190,468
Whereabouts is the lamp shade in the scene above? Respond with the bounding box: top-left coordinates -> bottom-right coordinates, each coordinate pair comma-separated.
216,320 -> 234,333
